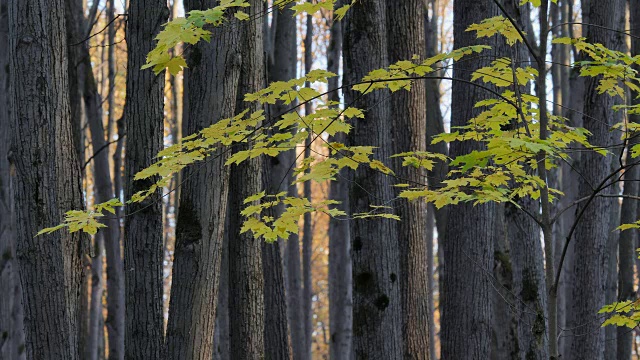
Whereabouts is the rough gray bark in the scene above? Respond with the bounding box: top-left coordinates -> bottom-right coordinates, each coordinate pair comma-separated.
442,1 -> 501,359
507,198 -> 549,360
491,207 -> 517,360
228,0 -> 265,358
343,0 -> 402,358
87,234 -> 104,360
8,0 -> 86,357
617,3 -> 640,359
302,13 -> 315,360
164,0 -> 240,358
123,1 -> 167,358
0,0 -> 25,356
327,7 -> 353,360
213,228 -> 230,360
267,2 -> 305,357
72,7 -> 126,356
261,3 -> 297,359
423,2 -> 444,358
386,1 -> 430,358
567,1 -> 621,358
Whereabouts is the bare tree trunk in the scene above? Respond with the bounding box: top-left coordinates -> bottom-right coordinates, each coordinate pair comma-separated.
228,0 -> 265,357
213,227 -> 230,360
8,0 -> 86,357
163,0 -> 240,358
0,1 -> 26,356
491,207 -> 517,360
567,1 -> 621,358
343,0 -> 402,357
442,1 -> 502,358
386,1 -> 430,358
123,1 -> 167,358
617,4 -> 639,360
87,234 -> 104,360
263,3 -> 305,360
302,13 -> 314,360
261,3 -> 297,358
327,6 -> 352,359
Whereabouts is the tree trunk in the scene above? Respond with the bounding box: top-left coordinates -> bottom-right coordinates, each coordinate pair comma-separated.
164,0 -> 241,358
8,0 -> 86,357
261,3 -> 297,358
491,207 -> 517,360
386,1 -> 430,358
123,1 -> 167,358
343,0 -> 402,357
0,0 -> 26,356
302,13 -> 315,360
442,1 -> 501,358
87,234 -> 104,360
228,0 -> 265,357
327,7 -> 353,360
213,227 -> 230,360
617,3 -> 639,359
568,1 -> 621,358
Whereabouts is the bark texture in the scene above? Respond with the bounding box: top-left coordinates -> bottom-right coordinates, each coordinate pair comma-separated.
442,1 -> 500,358
343,0 -> 402,357
567,1 -> 621,358
327,7 -> 353,360
617,2 -> 640,358
164,0 -> 240,358
262,3 -> 297,359
8,0 -> 86,358
228,0 -> 265,358
0,0 -> 25,356
386,1 -> 430,358
123,1 -> 167,358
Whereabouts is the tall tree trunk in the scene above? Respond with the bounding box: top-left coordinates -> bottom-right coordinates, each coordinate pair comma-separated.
123,1 -> 167,358
87,234 -> 104,360
343,0 -> 402,357
327,7 -> 352,359
262,2 -> 297,358
73,8 -> 126,355
617,4 -> 639,360
213,228 -> 231,360
442,1 -> 501,358
568,1 -> 621,358
8,0 -> 86,357
164,0 -> 240,358
491,208 -> 517,360
0,0 -> 26,357
424,2 -> 445,358
302,12 -> 314,360
268,2 -> 305,358
386,0 -> 430,358
228,0 -> 265,357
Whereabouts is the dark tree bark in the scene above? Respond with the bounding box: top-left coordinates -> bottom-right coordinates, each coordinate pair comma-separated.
567,1 -> 622,358
164,0 -> 240,358
302,12 -> 314,360
267,2 -> 305,356
0,0 -> 25,357
491,208 -> 517,360
442,1 -> 501,358
123,1 -> 167,358
423,2 -> 444,358
213,227 -> 230,360
228,0 -> 265,358
386,0 -> 430,358
261,3 -> 297,359
8,0 -> 86,357
617,2 -> 640,359
343,0 -> 402,357
327,6 -> 353,359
